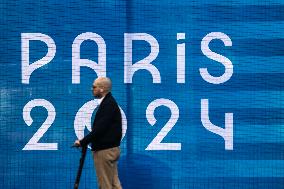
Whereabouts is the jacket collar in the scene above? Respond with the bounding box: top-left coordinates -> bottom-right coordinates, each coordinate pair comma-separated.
100,92 -> 111,105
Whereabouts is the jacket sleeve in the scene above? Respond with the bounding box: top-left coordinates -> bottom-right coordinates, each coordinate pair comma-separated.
79,101 -> 115,147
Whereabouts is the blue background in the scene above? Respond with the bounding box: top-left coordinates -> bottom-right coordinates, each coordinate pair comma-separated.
1,0 -> 284,188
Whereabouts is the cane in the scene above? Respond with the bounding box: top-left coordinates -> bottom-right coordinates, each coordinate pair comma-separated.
73,145 -> 87,189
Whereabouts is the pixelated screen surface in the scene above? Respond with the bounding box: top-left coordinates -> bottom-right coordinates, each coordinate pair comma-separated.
1,0 -> 283,188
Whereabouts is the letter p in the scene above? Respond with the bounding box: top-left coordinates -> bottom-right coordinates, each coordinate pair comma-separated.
21,33 -> 56,84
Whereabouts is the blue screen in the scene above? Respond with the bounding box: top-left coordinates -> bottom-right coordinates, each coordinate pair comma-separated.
1,0 -> 283,188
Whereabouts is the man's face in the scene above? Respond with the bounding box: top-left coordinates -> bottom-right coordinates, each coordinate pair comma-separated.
92,80 -> 103,98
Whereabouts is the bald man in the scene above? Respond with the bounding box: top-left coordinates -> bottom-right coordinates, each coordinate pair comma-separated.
74,77 -> 122,189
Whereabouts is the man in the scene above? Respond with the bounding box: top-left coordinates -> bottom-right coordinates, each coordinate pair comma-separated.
74,77 -> 122,189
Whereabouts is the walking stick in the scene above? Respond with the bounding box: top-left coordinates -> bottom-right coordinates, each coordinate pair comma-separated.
74,145 -> 87,189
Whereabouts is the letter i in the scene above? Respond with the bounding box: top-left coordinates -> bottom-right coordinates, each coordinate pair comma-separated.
177,33 -> 185,83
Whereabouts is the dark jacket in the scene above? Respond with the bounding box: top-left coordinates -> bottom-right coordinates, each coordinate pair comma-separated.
80,92 -> 122,151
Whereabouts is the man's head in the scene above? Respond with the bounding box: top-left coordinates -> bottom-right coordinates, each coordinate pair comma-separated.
92,77 -> 112,98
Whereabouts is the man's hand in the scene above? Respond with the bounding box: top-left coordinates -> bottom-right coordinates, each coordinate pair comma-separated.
73,140 -> 81,147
